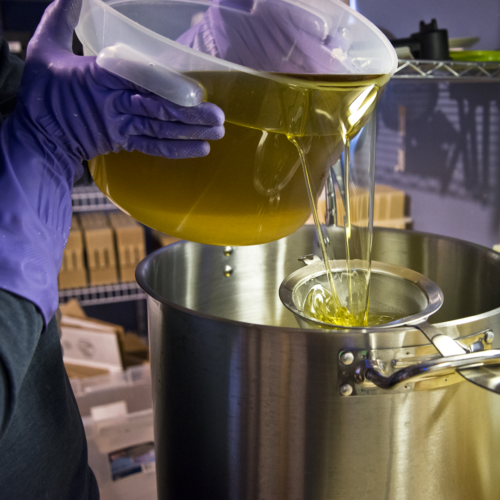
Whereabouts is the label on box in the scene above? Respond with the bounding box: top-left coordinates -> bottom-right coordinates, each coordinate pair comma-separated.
108,442 -> 156,481
61,326 -> 123,372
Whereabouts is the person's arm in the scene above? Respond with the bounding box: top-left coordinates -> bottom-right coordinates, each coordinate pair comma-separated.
0,0 -> 224,430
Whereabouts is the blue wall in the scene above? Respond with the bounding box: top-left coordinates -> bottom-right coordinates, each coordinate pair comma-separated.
354,0 -> 500,51
352,0 -> 500,247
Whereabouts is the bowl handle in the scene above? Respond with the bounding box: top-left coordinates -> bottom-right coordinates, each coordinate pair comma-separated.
96,43 -> 206,107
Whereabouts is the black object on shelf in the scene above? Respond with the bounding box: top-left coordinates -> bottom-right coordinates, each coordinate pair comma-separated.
391,19 -> 450,60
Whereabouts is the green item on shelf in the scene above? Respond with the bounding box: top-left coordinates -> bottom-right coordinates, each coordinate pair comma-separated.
450,50 -> 500,62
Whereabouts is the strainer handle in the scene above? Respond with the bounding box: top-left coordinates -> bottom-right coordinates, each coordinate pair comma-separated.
362,349 -> 500,392
416,321 -> 500,394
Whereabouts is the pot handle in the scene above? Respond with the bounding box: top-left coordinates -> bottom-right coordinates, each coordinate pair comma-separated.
417,321 -> 500,394
360,349 -> 500,390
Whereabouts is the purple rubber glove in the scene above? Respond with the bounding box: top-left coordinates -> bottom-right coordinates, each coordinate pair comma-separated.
177,0 -> 355,73
0,0 -> 224,327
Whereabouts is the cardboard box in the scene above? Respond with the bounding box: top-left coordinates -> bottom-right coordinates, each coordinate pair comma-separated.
334,185 -> 369,225
65,363 -> 110,379
108,212 -> 146,283
58,216 -> 87,290
60,299 -> 124,374
120,332 -> 149,368
60,300 -> 149,376
80,213 -> 118,285
60,320 -> 124,374
305,184 -> 409,228
374,217 -> 413,230
374,184 -> 406,221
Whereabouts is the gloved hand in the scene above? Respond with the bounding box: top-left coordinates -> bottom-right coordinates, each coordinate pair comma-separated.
0,0 -> 225,327
176,0 -> 355,73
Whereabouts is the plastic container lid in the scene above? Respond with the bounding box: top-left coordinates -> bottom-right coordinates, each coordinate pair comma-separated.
450,50 -> 500,62
76,0 -> 398,106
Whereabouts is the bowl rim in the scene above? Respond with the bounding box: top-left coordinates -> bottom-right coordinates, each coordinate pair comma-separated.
77,0 -> 398,80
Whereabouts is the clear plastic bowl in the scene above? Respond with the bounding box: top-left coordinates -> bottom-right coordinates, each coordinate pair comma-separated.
76,0 -> 397,246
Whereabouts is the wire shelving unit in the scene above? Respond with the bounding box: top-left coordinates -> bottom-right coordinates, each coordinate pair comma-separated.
393,59 -> 500,82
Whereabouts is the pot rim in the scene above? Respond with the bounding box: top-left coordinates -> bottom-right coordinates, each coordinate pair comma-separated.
135,227 -> 500,338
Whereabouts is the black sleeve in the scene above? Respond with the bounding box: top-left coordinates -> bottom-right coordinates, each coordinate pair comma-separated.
0,289 -> 100,499
0,288 -> 43,436
0,37 -> 24,120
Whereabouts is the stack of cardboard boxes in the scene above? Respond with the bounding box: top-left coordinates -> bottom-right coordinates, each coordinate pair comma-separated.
109,212 -> 147,282
307,183 -> 412,229
59,216 -> 87,289
58,212 -> 146,290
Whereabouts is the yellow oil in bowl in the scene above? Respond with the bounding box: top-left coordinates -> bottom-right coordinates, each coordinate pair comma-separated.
90,71 -> 389,246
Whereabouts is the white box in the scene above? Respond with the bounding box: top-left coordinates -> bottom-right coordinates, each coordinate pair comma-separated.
61,325 -> 123,373
72,366 -> 157,500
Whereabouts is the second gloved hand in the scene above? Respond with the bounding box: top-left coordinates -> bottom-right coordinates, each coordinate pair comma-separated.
12,0 -> 224,163
176,0 -> 355,74
0,0 -> 224,328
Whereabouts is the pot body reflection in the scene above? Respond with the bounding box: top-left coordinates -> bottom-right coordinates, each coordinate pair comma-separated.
137,226 -> 500,499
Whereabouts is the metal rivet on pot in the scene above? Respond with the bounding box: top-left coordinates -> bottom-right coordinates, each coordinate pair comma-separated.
224,265 -> 233,277
340,384 -> 353,396
340,352 -> 354,365
223,246 -> 233,257
485,331 -> 494,344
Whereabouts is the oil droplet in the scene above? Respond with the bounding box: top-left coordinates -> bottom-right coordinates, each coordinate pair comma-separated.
224,265 -> 233,277
223,246 -> 233,257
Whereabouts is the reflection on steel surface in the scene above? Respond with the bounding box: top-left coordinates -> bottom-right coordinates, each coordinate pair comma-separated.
138,226 -> 500,499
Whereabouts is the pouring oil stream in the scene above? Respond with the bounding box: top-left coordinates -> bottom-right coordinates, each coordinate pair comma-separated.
291,83 -> 380,326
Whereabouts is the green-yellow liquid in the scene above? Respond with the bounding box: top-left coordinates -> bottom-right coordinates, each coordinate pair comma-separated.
302,284 -> 401,327
90,71 -> 390,247
291,81 -> 396,327
90,70 -> 395,326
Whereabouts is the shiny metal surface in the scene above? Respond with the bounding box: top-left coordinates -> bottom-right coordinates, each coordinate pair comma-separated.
363,350 -> 500,389
343,330 -> 498,396
137,226 -> 500,500
416,322 -> 467,355
418,316 -> 500,395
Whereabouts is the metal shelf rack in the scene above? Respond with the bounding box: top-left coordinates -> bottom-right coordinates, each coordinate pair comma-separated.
71,184 -> 116,212
59,282 -> 145,307
393,59 -> 500,82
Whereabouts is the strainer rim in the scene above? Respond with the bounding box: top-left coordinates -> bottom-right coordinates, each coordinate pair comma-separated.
279,259 -> 444,330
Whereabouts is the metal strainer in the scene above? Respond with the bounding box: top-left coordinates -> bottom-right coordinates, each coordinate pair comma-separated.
279,256 -> 444,330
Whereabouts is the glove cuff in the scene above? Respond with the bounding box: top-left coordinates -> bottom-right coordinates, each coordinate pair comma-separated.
0,114 -> 78,327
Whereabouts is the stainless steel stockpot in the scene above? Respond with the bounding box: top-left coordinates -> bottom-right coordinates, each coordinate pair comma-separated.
137,226 -> 500,500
